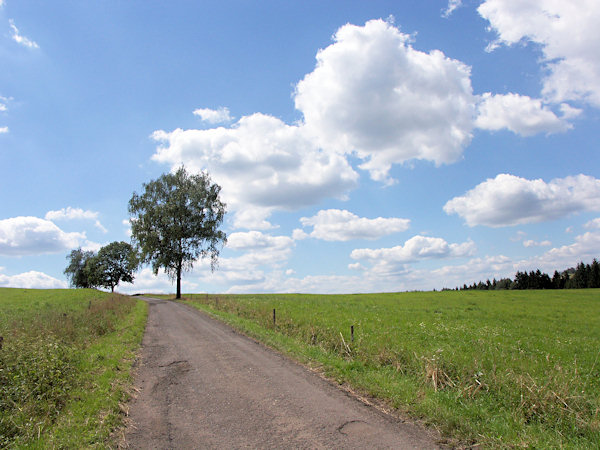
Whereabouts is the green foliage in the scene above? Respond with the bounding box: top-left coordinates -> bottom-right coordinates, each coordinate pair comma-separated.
64,248 -> 96,288
181,290 -> 600,448
88,241 -> 137,292
0,288 -> 147,447
65,242 -> 138,292
459,258 -> 600,291
129,166 -> 226,298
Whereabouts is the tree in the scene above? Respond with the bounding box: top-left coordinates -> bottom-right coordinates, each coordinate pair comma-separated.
88,241 -> 137,292
128,166 -> 227,299
64,248 -> 96,288
590,259 -> 600,288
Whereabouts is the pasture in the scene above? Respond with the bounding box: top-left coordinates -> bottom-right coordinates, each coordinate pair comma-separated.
180,290 -> 600,448
0,288 -> 147,448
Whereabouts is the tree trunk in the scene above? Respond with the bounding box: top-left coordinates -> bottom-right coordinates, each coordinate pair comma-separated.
176,262 -> 182,299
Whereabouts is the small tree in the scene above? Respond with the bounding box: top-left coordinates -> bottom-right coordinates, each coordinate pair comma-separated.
128,166 -> 227,299
89,241 -> 137,292
64,248 -> 96,288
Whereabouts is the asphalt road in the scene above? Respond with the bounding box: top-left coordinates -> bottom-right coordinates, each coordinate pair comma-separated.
123,297 -> 441,449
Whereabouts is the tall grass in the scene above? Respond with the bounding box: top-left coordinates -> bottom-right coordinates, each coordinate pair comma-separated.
0,288 -> 147,448
181,290 -> 600,448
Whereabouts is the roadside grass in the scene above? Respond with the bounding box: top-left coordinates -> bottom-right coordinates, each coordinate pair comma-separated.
0,288 -> 147,448
176,290 -> 600,448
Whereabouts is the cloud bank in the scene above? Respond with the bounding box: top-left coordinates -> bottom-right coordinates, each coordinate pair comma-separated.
295,209 -> 410,241
444,174 -> 600,227
479,0 -> 600,107
0,216 -> 86,256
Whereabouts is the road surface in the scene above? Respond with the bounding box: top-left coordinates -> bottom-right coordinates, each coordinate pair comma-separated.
122,297 -> 441,449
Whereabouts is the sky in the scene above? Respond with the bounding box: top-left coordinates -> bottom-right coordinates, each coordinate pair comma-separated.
1,0 -> 600,294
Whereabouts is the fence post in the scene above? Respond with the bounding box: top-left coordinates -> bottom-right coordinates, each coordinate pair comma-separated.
351,325 -> 354,342
273,308 -> 276,326
0,336 -> 3,350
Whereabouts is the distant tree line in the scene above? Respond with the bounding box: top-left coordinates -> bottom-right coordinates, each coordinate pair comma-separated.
449,259 -> 600,291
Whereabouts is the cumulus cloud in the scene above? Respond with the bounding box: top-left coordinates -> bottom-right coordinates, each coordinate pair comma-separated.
0,270 -> 67,289
351,235 -> 476,267
0,127 -> 8,134
227,231 -> 294,258
475,93 -> 574,136
193,107 -> 233,124
152,113 -> 359,229
0,96 -> 8,112
168,230 -> 297,287
295,209 -> 410,241
478,0 -> 600,107
9,19 -> 39,49
45,207 -> 107,233
0,216 -> 85,256
444,174 -> 600,227
295,19 -> 476,183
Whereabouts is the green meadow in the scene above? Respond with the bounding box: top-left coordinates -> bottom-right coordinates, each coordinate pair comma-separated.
180,290 -> 600,448
0,288 -> 147,448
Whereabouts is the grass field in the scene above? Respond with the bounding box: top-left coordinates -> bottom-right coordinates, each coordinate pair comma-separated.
178,290 -> 600,448
0,288 -> 147,448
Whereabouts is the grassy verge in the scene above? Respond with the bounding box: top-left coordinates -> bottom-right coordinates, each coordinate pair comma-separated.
175,290 -> 600,448
0,288 -> 147,448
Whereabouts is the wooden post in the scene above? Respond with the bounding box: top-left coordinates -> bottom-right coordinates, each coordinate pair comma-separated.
351,325 -> 354,342
0,336 -> 3,350
273,308 -> 276,326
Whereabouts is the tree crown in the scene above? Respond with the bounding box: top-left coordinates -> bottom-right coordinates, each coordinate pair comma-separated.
128,166 -> 227,282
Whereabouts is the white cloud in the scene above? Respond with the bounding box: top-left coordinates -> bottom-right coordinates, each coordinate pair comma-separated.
227,230 -> 294,254
478,0 -> 600,107
442,0 -> 463,18
122,219 -> 132,237
152,113 -> 359,229
0,216 -> 85,256
193,107 -> 233,124
295,19 -> 476,183
0,96 -> 7,112
45,207 -> 107,233
297,209 -> 410,241
119,268 -> 174,295
584,218 -> 600,229
0,127 -> 8,134
424,255 -> 515,289
9,19 -> 39,49
81,240 -> 103,253
226,271 -> 368,294
351,234 -> 476,266
523,239 -> 551,248
0,270 -> 68,289
522,230 -> 600,273
444,174 -> 600,227
475,93 -> 573,136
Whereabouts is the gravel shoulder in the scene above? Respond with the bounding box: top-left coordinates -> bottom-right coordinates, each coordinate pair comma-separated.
123,297 -> 442,449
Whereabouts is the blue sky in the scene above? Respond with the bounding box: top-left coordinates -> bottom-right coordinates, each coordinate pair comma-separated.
1,0 -> 599,294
